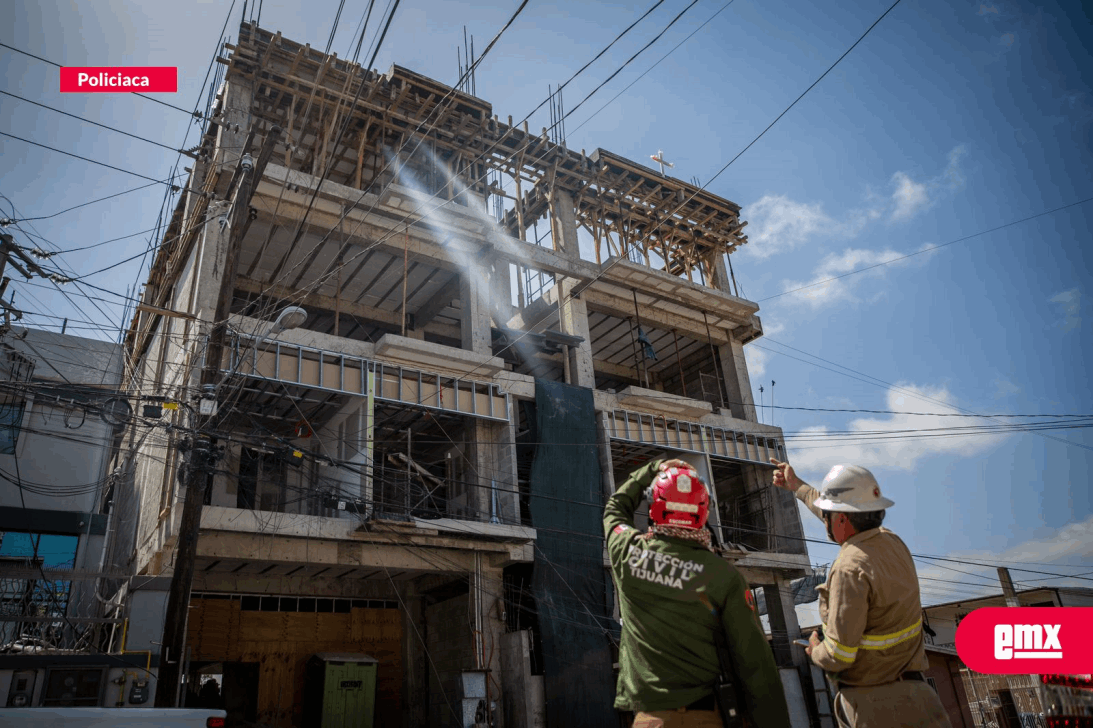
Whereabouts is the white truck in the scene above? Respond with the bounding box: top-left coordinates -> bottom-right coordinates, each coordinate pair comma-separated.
0,708 -> 227,727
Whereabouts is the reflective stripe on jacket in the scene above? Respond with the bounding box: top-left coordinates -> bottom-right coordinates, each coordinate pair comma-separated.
795,484 -> 929,687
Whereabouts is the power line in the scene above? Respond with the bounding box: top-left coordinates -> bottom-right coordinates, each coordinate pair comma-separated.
546,0 -> 703,136
5,173 -> 189,222
522,0 -> 668,126
568,0 -> 736,139
0,41 -> 200,118
0,89 -> 182,153
759,337 -> 1093,454
0,131 -> 179,187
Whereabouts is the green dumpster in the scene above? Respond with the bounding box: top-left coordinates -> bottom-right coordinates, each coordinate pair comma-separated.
302,653 -> 378,728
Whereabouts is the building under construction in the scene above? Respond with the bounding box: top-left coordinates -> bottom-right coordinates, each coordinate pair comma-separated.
117,21 -> 817,728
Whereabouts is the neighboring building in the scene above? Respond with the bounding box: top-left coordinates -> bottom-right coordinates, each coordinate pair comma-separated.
800,586 -> 1093,728
119,22 -> 812,727
923,587 -> 1093,728
923,586 -> 1093,650
923,645 -> 976,728
0,326 -> 137,707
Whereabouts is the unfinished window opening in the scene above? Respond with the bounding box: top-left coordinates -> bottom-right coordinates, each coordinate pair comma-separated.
513,398 -> 536,528
370,404 -> 475,523
709,457 -> 771,552
587,309 -> 724,404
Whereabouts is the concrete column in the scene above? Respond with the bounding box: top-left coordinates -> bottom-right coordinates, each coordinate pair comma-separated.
596,424 -> 619,623
181,157 -> 209,235
461,261 -> 492,356
476,561 -> 507,727
763,574 -> 805,670
190,201 -> 232,324
498,411 -> 520,524
550,189 -> 595,388
709,253 -> 736,297
315,398 -> 370,515
401,581 -> 429,728
490,258 -> 514,327
215,76 -> 254,172
717,343 -> 748,420
718,338 -> 757,422
466,419 -> 517,524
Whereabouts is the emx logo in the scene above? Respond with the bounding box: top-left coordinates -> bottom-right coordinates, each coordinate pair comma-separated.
956,607 -> 1093,674
994,623 -> 1062,660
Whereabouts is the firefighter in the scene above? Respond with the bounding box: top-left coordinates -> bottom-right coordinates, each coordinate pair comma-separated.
770,459 -> 952,728
605,458 -> 792,727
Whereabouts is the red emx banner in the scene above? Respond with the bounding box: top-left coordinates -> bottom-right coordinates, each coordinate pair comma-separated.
956,607 -> 1093,674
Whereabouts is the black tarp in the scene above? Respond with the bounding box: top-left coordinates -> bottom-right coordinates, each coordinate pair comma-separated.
528,380 -> 616,727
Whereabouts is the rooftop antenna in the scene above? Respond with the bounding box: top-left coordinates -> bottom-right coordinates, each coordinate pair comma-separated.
650,150 -> 674,176
758,385 -> 764,424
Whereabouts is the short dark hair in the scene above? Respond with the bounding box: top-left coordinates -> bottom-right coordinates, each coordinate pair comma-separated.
845,510 -> 885,533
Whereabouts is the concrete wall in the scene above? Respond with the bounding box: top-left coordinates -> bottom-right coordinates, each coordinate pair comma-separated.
0,328 -> 121,514
925,651 -> 976,728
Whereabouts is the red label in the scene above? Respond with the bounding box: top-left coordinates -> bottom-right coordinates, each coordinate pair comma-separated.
955,607 -> 1093,674
60,67 -> 177,93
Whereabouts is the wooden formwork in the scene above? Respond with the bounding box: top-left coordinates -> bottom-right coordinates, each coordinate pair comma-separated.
187,598 -> 402,727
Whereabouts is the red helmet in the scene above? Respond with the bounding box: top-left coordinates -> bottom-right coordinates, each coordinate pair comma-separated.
648,464 -> 710,529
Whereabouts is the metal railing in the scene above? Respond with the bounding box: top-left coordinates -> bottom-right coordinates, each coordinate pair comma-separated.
603,408 -> 786,465
223,333 -> 510,422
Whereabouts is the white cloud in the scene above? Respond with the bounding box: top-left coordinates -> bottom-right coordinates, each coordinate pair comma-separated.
890,173 -> 931,220
914,515 -> 1093,605
889,146 -> 967,221
778,247 -> 908,308
745,345 -> 769,378
1050,287 -> 1081,331
787,383 -> 1010,477
740,195 -> 833,259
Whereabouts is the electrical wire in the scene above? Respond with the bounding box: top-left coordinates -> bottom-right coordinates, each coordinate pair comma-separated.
0,89 -> 183,153
0,41 -> 200,118
0,131 -> 182,187
546,0 -> 703,136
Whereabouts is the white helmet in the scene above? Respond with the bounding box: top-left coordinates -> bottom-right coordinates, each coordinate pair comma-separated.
811,464 -> 894,513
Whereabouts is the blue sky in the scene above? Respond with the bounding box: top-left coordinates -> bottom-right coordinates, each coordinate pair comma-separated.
1,0 -> 1090,606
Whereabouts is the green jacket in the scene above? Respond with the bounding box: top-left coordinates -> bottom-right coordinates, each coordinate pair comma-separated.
605,460 -> 792,727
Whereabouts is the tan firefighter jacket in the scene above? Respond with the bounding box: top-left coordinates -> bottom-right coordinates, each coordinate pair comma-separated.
795,483 -> 930,687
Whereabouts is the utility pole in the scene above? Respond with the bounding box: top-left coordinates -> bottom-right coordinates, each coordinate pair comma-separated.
997,567 -> 1020,607
155,126 -> 281,706
0,232 -> 58,331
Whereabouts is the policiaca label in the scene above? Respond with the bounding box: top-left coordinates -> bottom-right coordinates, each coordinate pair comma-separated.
60,67 -> 178,93
626,544 -> 704,589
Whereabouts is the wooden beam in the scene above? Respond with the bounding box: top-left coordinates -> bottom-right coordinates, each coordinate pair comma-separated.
136,303 -> 196,321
